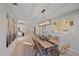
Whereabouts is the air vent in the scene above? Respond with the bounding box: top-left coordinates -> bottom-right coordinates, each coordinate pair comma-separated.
12,3 -> 18,6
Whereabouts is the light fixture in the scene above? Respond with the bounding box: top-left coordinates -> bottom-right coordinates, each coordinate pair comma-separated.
38,20 -> 51,26
41,9 -> 46,13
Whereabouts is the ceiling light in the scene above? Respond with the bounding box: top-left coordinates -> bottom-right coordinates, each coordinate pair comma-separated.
41,9 -> 46,13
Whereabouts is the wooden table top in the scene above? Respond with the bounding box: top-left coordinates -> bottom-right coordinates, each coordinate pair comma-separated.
33,36 -> 59,49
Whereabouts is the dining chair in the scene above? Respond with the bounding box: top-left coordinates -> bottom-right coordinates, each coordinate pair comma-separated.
32,38 -> 42,56
59,43 -> 70,56
53,36 -> 60,43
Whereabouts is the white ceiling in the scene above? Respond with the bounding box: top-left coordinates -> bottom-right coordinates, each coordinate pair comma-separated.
9,3 -> 79,25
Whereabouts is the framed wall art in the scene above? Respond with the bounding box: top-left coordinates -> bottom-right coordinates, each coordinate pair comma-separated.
6,13 -> 17,47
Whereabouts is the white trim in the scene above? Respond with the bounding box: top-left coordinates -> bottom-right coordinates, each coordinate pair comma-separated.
23,42 -> 33,46
70,48 -> 79,56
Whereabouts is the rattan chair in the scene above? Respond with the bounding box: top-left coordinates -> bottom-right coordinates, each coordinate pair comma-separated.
59,43 -> 70,56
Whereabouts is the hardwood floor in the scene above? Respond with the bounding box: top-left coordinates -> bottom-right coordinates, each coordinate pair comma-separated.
12,41 -> 26,56
12,33 -> 34,56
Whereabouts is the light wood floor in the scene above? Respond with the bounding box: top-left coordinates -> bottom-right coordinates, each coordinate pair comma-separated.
12,33 -> 34,56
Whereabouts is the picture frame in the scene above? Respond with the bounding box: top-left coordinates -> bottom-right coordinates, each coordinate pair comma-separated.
6,13 -> 17,47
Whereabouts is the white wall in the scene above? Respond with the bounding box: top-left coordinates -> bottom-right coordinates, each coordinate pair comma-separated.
0,3 -> 17,56
52,8 -> 79,52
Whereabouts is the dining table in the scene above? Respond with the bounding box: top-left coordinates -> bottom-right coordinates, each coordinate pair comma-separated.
33,36 -> 60,56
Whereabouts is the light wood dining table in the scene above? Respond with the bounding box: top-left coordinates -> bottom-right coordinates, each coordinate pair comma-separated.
33,36 -> 59,49
33,36 -> 60,56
